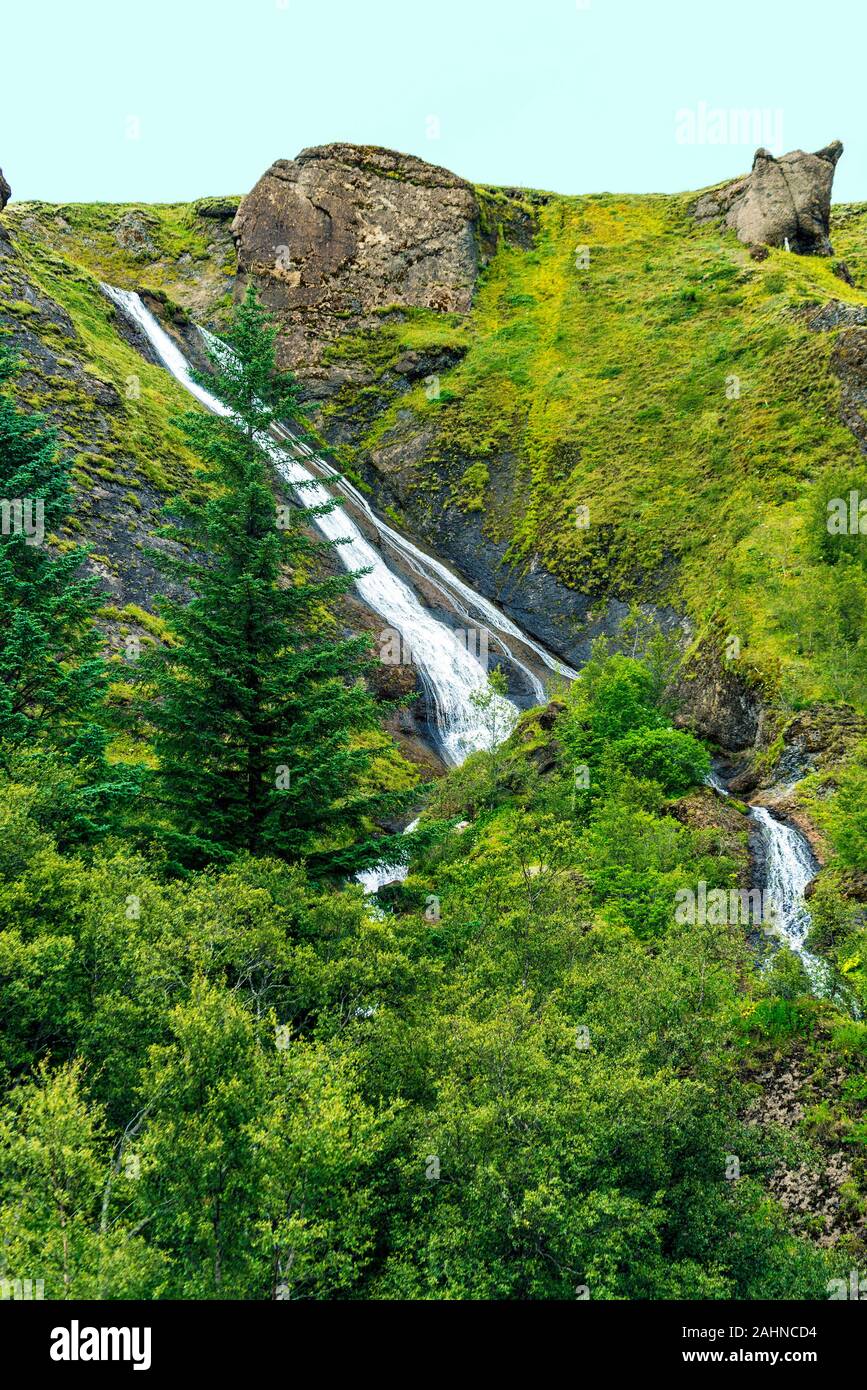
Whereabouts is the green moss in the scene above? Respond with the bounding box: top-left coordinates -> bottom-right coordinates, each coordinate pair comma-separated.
3,299 -> 40,318
334,190 -> 867,710
119,604 -> 172,641
456,460 -> 490,512
6,228 -> 205,494
7,198 -> 236,325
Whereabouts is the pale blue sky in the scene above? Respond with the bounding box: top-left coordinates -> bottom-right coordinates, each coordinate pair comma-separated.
3,0 -> 865,204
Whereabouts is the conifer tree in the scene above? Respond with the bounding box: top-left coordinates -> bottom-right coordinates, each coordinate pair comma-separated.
140,285 -> 411,873
0,346 -> 137,843
0,345 -> 105,749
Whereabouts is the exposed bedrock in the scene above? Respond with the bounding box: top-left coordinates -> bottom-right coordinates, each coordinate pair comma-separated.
693,141 -> 843,254
232,144 -> 486,370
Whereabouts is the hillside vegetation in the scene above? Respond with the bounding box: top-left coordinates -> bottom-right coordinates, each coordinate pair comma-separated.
1,171 -> 866,1301
7,187 -> 867,709
328,191 -> 867,712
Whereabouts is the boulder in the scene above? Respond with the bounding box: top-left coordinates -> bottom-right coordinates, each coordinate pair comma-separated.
672,650 -> 763,750
0,168 -> 10,211
232,144 -> 484,369
693,141 -> 843,255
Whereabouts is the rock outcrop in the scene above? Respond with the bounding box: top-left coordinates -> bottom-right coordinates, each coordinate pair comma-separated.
830,327 -> 867,452
743,1058 -> 856,1249
111,209 -> 159,261
194,196 -> 239,221
693,141 -> 843,254
673,649 -> 764,751
232,144 -> 485,368
0,168 -> 10,211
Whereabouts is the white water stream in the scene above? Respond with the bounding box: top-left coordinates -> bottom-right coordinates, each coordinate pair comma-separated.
750,806 -> 833,993
708,773 -> 837,996
102,285 -> 576,887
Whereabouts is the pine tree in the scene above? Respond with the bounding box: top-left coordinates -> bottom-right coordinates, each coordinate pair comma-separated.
0,346 -> 138,843
140,285 -> 412,874
0,345 -> 105,748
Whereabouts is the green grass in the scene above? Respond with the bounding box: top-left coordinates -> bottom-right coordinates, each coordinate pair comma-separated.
8,200 -> 237,319
7,182 -> 867,718
4,229 -> 205,491
330,190 -> 867,710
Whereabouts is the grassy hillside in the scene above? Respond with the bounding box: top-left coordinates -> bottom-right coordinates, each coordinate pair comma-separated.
8,188 -> 867,716
2,182 -> 866,837
0,205 -> 425,789
323,191 -> 867,714
1,177 -> 866,1304
7,198 -> 238,323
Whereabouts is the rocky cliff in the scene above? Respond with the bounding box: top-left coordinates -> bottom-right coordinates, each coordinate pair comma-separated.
232,144 -> 488,371
3,143 -> 867,767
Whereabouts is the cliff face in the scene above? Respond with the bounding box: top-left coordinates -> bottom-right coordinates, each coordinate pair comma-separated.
4,144 -> 867,764
232,145 -> 487,371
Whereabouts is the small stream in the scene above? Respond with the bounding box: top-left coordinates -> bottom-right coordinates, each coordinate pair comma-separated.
709,772 -> 856,1010
749,805 -> 833,992
102,285 -> 576,890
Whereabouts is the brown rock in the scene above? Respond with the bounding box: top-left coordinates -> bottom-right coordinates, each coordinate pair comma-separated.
728,768 -> 760,796
694,142 -> 843,255
808,299 -> 867,333
839,870 -> 867,904
232,144 -> 485,369
672,649 -> 762,750
112,209 -> 158,261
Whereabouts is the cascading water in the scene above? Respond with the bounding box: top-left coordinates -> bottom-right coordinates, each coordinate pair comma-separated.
750,806 -> 832,993
102,287 -> 575,760
102,285 -> 577,887
709,771 -> 847,1002
94,288 -> 857,957
261,414 -> 577,685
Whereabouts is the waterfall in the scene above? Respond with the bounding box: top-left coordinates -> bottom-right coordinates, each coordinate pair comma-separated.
709,773 -> 844,1000
94,287 -> 857,961
750,807 -> 833,993
258,412 -> 578,685
102,285 -> 579,888
102,287 -> 578,763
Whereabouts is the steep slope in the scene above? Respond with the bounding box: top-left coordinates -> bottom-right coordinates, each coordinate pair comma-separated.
3,146 -> 867,795
0,208 -> 209,623
2,148 -> 867,1283
0,195 -> 442,776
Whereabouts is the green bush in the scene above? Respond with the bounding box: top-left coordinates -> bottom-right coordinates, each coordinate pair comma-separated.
606,725 -> 711,796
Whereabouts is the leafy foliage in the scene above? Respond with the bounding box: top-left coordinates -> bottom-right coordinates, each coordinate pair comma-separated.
0,647 -> 851,1297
